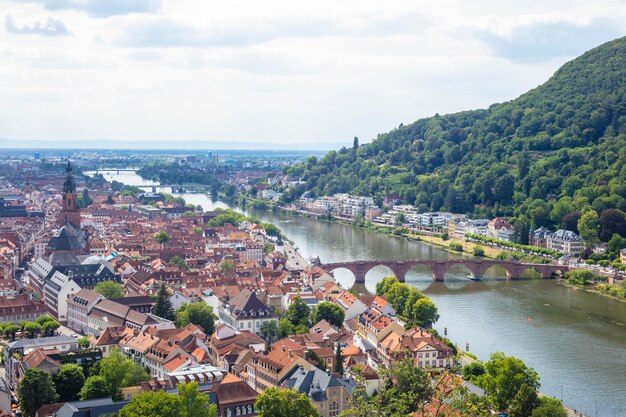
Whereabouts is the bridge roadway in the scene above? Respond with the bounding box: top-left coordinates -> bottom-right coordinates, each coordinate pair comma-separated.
318,258 -> 569,283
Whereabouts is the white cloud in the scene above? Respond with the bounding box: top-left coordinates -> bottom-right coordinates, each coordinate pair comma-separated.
17,0 -> 163,18
0,0 -> 625,146
4,12 -> 69,35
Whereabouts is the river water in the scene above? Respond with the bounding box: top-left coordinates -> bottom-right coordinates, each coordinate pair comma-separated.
88,170 -> 626,416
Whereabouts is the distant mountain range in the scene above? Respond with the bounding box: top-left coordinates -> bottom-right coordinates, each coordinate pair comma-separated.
0,138 -> 340,152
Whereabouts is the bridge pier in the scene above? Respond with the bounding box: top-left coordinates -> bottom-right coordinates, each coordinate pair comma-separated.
389,264 -> 413,282
431,262 -> 447,282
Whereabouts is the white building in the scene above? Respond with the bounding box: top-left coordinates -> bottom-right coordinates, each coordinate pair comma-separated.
547,229 -> 584,255
44,270 -> 80,322
217,289 -> 277,336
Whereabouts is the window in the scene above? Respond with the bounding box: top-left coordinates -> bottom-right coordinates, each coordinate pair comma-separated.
330,401 -> 339,417
418,352 -> 422,358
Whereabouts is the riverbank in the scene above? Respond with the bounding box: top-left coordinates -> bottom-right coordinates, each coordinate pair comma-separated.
237,197 -> 535,262
557,279 -> 626,303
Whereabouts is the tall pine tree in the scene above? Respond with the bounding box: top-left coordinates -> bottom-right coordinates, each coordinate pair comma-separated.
154,283 -> 174,320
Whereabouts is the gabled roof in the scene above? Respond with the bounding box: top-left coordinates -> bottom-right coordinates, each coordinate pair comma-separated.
228,289 -> 274,319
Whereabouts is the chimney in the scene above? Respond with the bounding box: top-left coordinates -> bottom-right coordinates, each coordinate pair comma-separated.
281,345 -> 285,352
288,348 -> 292,357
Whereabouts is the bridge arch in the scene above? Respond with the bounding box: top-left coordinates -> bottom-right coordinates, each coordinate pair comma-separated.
327,267 -> 357,288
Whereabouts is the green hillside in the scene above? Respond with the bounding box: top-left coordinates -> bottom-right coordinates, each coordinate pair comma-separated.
285,36 -> 626,244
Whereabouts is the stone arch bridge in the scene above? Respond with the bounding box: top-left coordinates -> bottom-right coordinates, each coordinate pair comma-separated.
318,259 -> 569,284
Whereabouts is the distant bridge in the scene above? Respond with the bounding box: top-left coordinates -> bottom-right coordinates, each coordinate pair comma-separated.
95,168 -> 140,174
318,259 -> 570,283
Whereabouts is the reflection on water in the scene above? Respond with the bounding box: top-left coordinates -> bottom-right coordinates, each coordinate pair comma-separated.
91,170 -> 626,416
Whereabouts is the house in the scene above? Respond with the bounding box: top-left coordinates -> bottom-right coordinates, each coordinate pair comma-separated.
547,229 -> 584,255
109,295 -> 155,314
621,248 -> 626,264
49,397 -> 130,417
217,289 -> 277,336
245,340 -> 315,392
210,373 -> 259,417
169,291 -> 194,311
529,227 -> 552,248
379,327 -> 454,371
5,335 -> 78,388
43,270 -> 81,322
334,291 -> 367,321
67,289 -> 104,334
488,217 -> 515,242
208,324 -> 266,371
284,367 -> 355,417
0,294 -> 46,324
87,299 -> 163,336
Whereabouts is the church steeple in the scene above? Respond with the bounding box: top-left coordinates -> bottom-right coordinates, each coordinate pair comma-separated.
61,160 -> 80,226
62,161 -> 76,194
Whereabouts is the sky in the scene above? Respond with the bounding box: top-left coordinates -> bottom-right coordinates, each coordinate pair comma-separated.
1,0 -> 625,149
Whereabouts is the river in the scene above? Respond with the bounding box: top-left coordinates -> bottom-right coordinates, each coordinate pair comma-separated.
88,170 -> 626,416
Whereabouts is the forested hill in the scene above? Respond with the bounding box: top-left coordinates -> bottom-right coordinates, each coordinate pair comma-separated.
285,36 -> 626,243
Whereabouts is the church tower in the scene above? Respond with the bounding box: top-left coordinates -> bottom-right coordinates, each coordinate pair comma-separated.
61,161 -> 80,227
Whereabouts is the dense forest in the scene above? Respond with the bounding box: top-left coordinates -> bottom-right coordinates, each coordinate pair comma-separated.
285,36 -> 626,244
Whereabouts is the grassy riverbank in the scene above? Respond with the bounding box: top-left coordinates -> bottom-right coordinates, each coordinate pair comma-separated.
557,279 -> 626,302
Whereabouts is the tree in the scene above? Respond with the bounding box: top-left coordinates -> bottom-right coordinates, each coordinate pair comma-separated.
177,381 -> 217,417
154,230 -> 170,244
508,384 -> 540,417
286,296 -> 310,327
78,336 -> 90,348
473,245 -> 486,257
4,323 -> 19,340
118,390 -> 180,417
94,280 -> 124,299
54,364 -> 85,402
475,352 -> 540,410
411,298 -> 440,327
262,223 -> 282,238
219,259 -> 235,271
154,283 -> 174,320
598,208 -> 626,242
35,315 -> 55,326
192,226 -> 203,235
260,320 -> 278,344
278,318 -> 295,338
311,302 -> 345,327
607,233 -> 626,259
449,385 -> 493,417
333,343 -> 344,374
42,320 -> 60,336
375,276 -> 399,296
577,209 -> 600,245
462,362 -> 486,380
561,211 -> 581,233
169,256 -> 189,270
97,348 -> 149,401
80,376 -> 110,400
494,174 -> 515,205
255,387 -> 319,417
175,302 -> 216,335
18,369 -> 57,417
78,188 -> 93,208
347,355 -> 433,416
23,322 -> 41,338
530,397 -> 567,417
